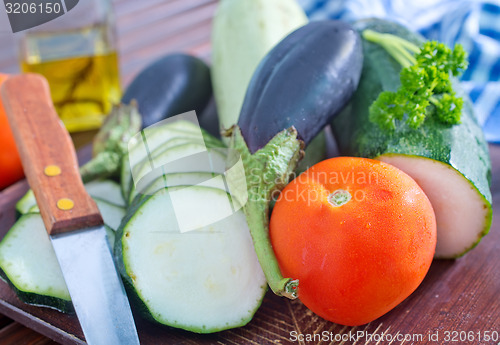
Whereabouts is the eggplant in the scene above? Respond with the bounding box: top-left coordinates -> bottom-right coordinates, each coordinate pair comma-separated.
238,20 -> 363,153
122,54 -> 212,128
229,20 -> 363,299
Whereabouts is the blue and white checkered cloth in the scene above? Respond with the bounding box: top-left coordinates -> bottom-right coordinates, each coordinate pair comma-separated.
297,0 -> 500,142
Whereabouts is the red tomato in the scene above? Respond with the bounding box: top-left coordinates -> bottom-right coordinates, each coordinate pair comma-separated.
0,74 -> 24,190
270,157 -> 436,326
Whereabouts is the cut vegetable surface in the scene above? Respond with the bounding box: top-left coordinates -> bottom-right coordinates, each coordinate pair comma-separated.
123,120 -> 226,206
80,180 -> 125,207
332,19 -> 492,258
128,172 -> 223,205
270,157 -> 437,325
0,214 -> 116,313
115,186 -> 266,333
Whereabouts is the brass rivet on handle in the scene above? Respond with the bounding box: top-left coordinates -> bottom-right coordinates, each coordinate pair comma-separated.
57,198 -> 74,211
44,165 -> 61,176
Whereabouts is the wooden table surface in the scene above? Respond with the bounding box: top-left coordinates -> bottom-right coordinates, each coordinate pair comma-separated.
0,1 -> 499,344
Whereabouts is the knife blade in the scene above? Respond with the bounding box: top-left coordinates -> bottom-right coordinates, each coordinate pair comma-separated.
1,74 -> 140,345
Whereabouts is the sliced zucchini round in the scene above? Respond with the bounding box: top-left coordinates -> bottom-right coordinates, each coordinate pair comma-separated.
378,155 -> 491,258
128,172 -> 222,205
93,198 -> 126,231
84,180 -> 125,207
0,214 -> 116,313
116,186 -> 267,333
0,214 -> 71,312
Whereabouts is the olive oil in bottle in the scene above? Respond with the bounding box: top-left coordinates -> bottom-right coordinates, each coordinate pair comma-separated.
20,21 -> 121,132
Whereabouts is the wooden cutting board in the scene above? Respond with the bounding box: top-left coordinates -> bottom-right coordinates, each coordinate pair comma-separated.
0,144 -> 499,345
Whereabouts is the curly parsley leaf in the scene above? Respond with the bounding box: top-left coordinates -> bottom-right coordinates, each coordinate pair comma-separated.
362,30 -> 468,130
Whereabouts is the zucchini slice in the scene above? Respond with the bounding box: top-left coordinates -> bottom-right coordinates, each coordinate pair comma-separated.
116,186 -> 267,333
84,180 -> 125,207
93,198 -> 126,231
123,121 -> 225,205
128,172 -> 222,205
15,189 -> 35,215
0,214 -> 115,312
378,154 -> 491,257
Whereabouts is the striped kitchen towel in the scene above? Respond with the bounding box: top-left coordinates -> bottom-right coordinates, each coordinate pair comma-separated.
298,0 -> 500,142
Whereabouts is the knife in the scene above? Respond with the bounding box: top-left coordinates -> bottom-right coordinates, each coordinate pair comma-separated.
1,74 -> 140,345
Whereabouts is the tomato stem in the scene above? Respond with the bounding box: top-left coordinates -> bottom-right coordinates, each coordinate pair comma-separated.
328,189 -> 352,207
230,126 -> 304,299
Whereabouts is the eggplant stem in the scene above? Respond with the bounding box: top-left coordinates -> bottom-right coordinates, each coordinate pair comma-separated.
230,126 -> 304,299
79,151 -> 121,183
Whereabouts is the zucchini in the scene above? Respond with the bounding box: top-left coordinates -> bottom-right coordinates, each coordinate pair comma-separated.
123,120 -> 226,206
15,189 -> 35,215
122,54 -> 212,128
0,214 -> 115,313
78,180 -> 125,207
93,198 -> 125,231
115,186 -> 266,333
211,0 -> 307,132
332,19 -> 492,258
128,172 -> 225,205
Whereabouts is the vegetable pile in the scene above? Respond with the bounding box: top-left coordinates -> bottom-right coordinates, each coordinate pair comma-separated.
0,0 -> 493,335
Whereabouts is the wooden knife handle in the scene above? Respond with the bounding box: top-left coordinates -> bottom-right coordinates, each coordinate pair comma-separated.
1,74 -> 103,235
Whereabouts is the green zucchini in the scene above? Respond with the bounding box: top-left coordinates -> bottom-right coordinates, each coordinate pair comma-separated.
115,186 -> 266,333
0,214 -> 115,313
332,19 -> 492,258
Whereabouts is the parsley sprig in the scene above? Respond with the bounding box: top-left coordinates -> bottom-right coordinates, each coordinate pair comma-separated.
362,30 -> 468,130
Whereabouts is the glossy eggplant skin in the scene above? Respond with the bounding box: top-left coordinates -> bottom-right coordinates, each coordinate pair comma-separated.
238,21 -> 363,153
122,54 -> 212,128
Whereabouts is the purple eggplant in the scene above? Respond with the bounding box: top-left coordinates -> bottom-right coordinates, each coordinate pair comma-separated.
122,54 -> 212,128
238,20 -> 363,153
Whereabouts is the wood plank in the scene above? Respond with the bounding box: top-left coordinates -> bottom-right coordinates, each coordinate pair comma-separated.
0,322 -> 58,345
116,0 -> 216,34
